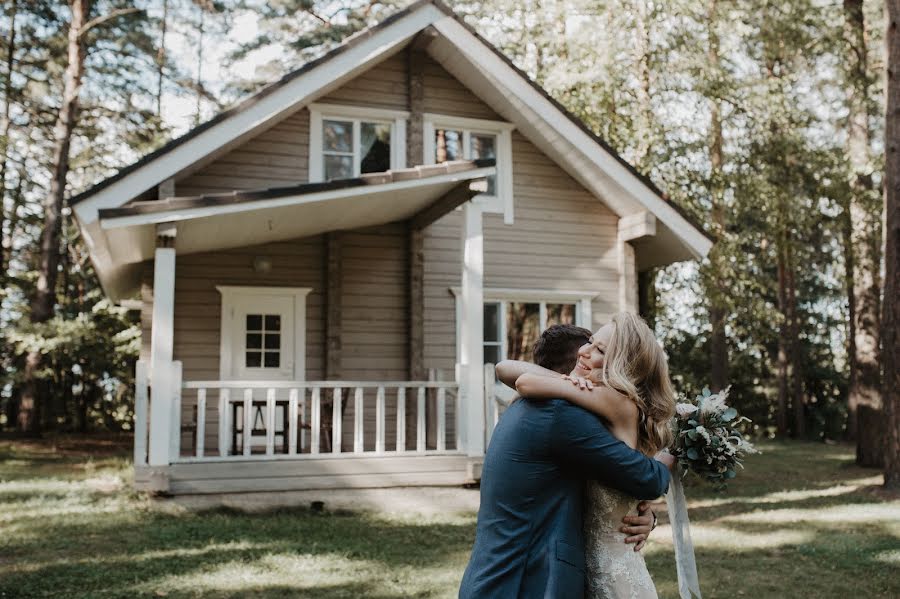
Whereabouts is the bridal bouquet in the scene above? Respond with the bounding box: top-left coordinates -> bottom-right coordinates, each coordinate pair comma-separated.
671,386 -> 757,488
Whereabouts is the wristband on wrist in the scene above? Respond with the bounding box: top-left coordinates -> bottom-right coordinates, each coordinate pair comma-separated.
650,511 -> 658,531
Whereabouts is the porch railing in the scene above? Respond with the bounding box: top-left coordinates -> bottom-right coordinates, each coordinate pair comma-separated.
167,378 -> 460,462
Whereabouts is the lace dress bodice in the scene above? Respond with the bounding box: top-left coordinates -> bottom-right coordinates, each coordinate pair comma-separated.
583,482 -> 658,599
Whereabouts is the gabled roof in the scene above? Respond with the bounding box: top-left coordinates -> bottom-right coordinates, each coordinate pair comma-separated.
73,0 -> 713,300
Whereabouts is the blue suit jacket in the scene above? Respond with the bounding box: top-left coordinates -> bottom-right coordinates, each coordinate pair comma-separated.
458,398 -> 670,599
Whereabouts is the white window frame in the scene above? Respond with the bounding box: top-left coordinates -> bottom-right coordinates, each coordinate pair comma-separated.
451,287 -> 594,366
308,103 -> 408,183
216,286 -> 312,381
423,113 -> 515,224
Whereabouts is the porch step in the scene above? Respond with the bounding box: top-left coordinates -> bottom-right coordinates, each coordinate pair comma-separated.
136,454 -> 479,494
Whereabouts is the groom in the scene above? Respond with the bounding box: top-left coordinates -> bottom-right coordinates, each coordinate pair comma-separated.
458,324 -> 673,598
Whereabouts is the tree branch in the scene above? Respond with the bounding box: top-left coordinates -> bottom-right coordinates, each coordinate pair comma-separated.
78,8 -> 142,39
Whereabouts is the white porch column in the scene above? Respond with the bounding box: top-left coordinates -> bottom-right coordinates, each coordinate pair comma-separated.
149,224 -> 177,466
460,202 -> 485,457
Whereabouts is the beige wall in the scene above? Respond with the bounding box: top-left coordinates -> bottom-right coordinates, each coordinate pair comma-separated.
422,130 -> 619,372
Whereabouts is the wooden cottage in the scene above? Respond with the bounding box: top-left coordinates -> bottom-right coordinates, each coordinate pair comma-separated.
72,0 -> 712,494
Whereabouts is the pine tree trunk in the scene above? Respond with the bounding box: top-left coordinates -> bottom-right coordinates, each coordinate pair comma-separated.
776,229 -> 790,437
155,0 -> 168,116
787,241 -> 806,437
19,0 -> 90,434
882,0 -> 900,490
0,0 -> 18,280
632,0 -> 653,167
844,0 -> 885,464
707,0 -> 728,392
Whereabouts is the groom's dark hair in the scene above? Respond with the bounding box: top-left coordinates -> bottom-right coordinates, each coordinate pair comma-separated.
532,324 -> 592,375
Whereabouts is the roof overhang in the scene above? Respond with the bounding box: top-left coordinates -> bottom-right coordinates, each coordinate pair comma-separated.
90,163 -> 494,300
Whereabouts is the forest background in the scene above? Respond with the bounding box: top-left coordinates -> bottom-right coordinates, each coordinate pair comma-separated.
0,0 -> 894,471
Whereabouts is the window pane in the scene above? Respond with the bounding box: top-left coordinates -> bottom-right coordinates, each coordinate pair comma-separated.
470,133 -> 497,194
506,302 -> 540,362
246,351 -> 262,367
435,129 -> 463,162
264,333 -> 280,349
484,303 -> 500,342
246,314 -> 262,331
264,314 -> 281,331
360,122 -> 391,174
246,333 -> 262,349
323,120 -> 352,152
546,303 -> 576,328
484,344 -> 501,365
324,155 -> 354,180
264,352 -> 280,368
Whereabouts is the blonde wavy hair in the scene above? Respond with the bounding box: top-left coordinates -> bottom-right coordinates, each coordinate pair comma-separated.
595,312 -> 676,455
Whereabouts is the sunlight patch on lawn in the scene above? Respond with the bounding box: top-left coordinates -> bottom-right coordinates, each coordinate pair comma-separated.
645,524 -> 815,552
141,553 -> 379,594
685,476 -> 883,509
721,502 -> 900,526
873,549 -> 900,564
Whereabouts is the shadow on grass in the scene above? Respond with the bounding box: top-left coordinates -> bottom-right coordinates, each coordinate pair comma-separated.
0,504 -> 474,598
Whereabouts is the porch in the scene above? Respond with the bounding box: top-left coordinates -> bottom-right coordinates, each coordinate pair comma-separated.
132,366 -> 501,494
116,161 -> 498,494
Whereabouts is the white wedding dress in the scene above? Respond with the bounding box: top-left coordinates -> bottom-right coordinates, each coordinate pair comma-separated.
584,482 -> 659,599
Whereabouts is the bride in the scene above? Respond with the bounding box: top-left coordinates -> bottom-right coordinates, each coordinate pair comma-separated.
510,312 -> 677,599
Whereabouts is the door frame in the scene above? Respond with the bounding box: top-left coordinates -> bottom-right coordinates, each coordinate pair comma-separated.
216,286 -> 312,381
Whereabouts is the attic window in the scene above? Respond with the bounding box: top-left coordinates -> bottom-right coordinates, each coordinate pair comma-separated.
423,114 -> 514,223
309,103 -> 408,182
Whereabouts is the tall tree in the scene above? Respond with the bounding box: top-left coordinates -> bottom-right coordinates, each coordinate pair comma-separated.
884,0 -> 900,490
0,0 -> 18,280
18,1 -> 140,433
843,0 -> 884,465
704,0 -> 729,393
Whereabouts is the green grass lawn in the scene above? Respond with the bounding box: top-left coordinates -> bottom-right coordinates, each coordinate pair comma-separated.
1,437 -> 898,598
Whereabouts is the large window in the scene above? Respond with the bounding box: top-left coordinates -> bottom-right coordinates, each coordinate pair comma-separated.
309,103 -> 408,183
424,114 -> 514,222
483,300 -> 579,364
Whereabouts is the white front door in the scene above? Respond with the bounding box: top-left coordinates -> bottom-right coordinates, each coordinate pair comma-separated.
230,294 -> 295,381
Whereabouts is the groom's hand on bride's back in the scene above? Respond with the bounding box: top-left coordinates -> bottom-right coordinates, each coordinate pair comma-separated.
621,501 -> 658,552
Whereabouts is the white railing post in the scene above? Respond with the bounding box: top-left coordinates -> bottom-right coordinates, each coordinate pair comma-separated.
484,362 -> 495,449
196,387 -> 206,458
266,388 -> 276,456
133,360 -> 149,466
311,387 -> 321,454
243,388 -> 253,457
396,387 -> 406,452
354,387 -> 364,453
417,386 -> 426,453
218,388 -> 230,457
375,386 -> 385,453
332,388 -> 342,453
169,361 -> 182,462
436,386 -> 446,451
289,388 -> 299,455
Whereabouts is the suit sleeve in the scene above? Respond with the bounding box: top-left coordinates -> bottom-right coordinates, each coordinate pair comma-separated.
549,401 -> 670,499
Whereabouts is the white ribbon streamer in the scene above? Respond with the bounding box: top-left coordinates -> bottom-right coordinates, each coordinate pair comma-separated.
665,470 -> 702,598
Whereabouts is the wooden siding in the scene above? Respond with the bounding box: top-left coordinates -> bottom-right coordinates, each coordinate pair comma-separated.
318,52 -> 408,110
176,109 -> 310,197
422,131 -> 620,372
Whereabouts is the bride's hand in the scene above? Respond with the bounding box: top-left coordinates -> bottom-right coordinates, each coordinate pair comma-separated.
654,450 -> 677,472
561,374 -> 594,391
